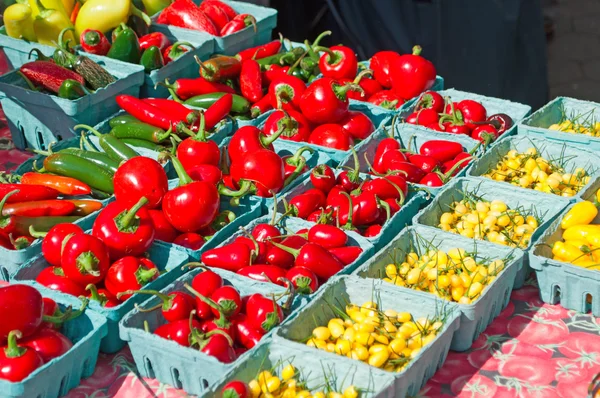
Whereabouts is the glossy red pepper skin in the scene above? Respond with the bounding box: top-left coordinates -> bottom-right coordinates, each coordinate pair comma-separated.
148,210 -> 177,243
235,236 -> 267,263
203,0 -> 238,19
419,173 -> 444,187
370,51 -> 400,88
164,179 -> 220,233
308,124 -> 353,150
363,224 -> 383,237
486,113 -> 513,135
36,267 -> 87,297
456,100 -> 487,129
310,164 -> 336,193
471,124 -> 498,143
415,91 -> 444,113
229,149 -> 285,198
116,95 -> 188,132
177,134 -> 221,172
40,224 -> 84,267
268,74 -> 306,111
232,313 -> 263,349
368,90 -> 404,109
21,328 -> 73,362
0,285 -> 43,344
240,59 -> 264,103
61,233 -> 110,286
173,232 -> 205,250
114,157 -> 168,210
201,241 -> 252,272
236,40 -> 282,62
190,268 -> 223,319
237,264 -> 286,286
199,1 -> 230,30
340,110 -> 375,140
139,32 -> 171,52
0,184 -> 59,204
385,159 -> 426,183
391,45 -> 437,100
160,0 -> 219,35
328,246 -> 362,265
250,93 -> 273,118
222,380 -> 250,398
20,173 -> 91,196
356,77 -> 383,100
227,126 -> 278,164
263,109 -> 311,142
0,331 -> 44,382
277,241 -> 344,280
209,285 -> 242,318
319,45 -> 358,80
264,236 -> 304,269
442,153 -> 472,176
307,224 -> 347,249
300,78 -> 361,124
419,140 -> 465,163
252,223 -> 281,244
285,266 -> 319,294
165,78 -> 235,100
141,99 -> 196,124
105,257 -> 159,301
408,154 -> 440,173
351,192 -> 381,226
80,29 -> 110,55
92,198 -> 155,259
155,319 -> 202,347
221,14 -> 256,36
406,108 -> 439,126
372,138 -> 402,174
200,333 -> 236,363
362,178 -> 404,201
245,294 -> 283,333
204,93 -> 233,130
187,164 -> 222,185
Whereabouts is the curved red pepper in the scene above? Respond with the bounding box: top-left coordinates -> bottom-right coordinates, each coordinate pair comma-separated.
270,241 -> 343,280
287,191 -> 322,219
265,235 -> 306,269
300,78 -> 362,124
201,241 -> 252,272
406,108 -> 439,126
240,59 -> 264,103
236,40 -> 282,62
250,93 -> 273,118
116,95 -> 192,134
105,257 -> 159,301
162,78 -> 235,100
237,264 -> 287,286
419,140 -> 465,163
0,184 -> 58,204
232,314 -> 262,349
160,0 -> 219,36
189,267 -> 223,319
385,159 -> 426,183
198,56 -> 241,81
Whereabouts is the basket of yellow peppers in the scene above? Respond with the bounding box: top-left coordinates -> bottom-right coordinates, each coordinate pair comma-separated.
531,180 -> 600,316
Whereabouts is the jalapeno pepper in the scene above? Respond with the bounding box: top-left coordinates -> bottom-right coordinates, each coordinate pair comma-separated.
120,138 -> 166,152
58,79 -> 91,100
66,200 -> 103,216
197,55 -> 241,82
20,172 -> 91,196
106,23 -> 142,64
58,148 -> 119,174
109,115 -> 140,127
42,153 -> 115,194
75,124 -> 139,162
257,47 -> 305,68
140,46 -> 164,72
109,122 -> 171,144
184,92 -> 249,114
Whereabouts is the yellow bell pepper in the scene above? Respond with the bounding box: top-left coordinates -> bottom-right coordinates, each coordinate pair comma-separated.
75,0 -> 150,38
563,224 -> 600,241
61,0 -> 75,16
33,0 -> 75,46
561,201 -> 598,229
4,1 -> 37,42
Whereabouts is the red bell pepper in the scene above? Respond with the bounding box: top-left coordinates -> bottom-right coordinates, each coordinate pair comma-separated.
317,45 -> 358,80
139,32 -> 171,52
236,40 -> 282,62
390,45 -> 437,100
160,0 -> 219,36
80,29 -> 110,56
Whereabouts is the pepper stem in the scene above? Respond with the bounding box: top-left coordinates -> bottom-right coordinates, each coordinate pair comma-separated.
284,157 -> 307,187
260,125 -> 284,147
168,41 -> 195,59
183,283 -> 229,328
74,124 -> 104,139
129,4 -> 151,26
135,267 -> 158,285
28,225 -> 47,239
287,146 -> 315,167
339,192 -> 355,228
353,69 -> 373,85
76,251 -> 101,276
217,179 -> 254,198
27,48 -> 51,62
159,152 -> 194,186
86,284 -> 107,306
3,330 -> 25,358
348,148 -> 361,182
332,81 -> 364,101
311,30 -> 332,51
58,27 -> 75,51
0,190 -> 19,217
412,45 -> 423,56
117,196 -> 148,230
268,239 -> 300,258
117,289 -> 172,309
313,46 -> 339,65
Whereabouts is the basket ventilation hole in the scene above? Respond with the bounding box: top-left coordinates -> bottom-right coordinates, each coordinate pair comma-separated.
172,368 -> 183,389
18,124 -> 24,137
37,130 -> 45,150
59,375 -> 68,395
56,134 -> 63,141
144,357 -> 155,379
586,293 -> 593,313
37,395 -> 42,398
201,379 -> 209,390
0,267 -> 8,282
552,285 -> 562,304
83,358 -> 91,374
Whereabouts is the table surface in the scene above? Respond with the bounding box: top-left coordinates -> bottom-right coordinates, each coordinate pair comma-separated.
0,110 -> 598,398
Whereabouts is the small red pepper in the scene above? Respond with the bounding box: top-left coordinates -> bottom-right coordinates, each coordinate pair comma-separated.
113,157 -> 169,210
201,241 -> 252,272
198,56 -> 241,82
220,14 -> 256,36
317,45 -> 358,80
245,293 -> 283,334
390,45 -> 437,100
199,1 -> 230,30
21,172 -> 91,196
116,95 -> 193,134
173,232 -> 205,250
0,331 -> 44,382
141,98 -> 197,126
310,164 -> 336,193
300,78 -> 362,124
105,257 -> 159,301
187,164 -> 222,185
308,124 -> 353,151
226,149 -> 286,198
162,77 -> 234,100
221,380 -> 250,398
250,93 -> 273,118
367,90 -> 404,109
285,266 -> 319,294
139,32 -> 171,52
227,125 -> 280,164
340,110 -> 375,140
36,266 -> 87,297
239,59 -> 264,103
61,233 -> 110,286
419,140 -> 465,163
190,267 -> 223,319
263,109 -> 311,143
32,223 -> 83,267
268,74 -> 305,111
21,328 -> 73,363
269,240 -> 344,280
1,200 -> 76,217
148,210 -> 178,243
415,90 -> 444,113
0,184 -> 59,203
162,41 -> 194,64
287,191 -> 324,219
203,93 -> 233,129
307,224 -> 348,249
370,51 -> 400,88
154,317 -> 202,347
232,313 -> 263,349
0,285 -> 44,344
86,284 -> 119,308
237,264 -> 287,286
202,0 -> 237,19
176,114 -> 221,172
236,40 -> 282,62
328,246 -> 363,265
408,154 -> 441,173
80,29 -> 110,56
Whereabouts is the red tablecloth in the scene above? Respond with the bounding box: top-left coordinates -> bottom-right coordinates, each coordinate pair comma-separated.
0,112 -> 597,398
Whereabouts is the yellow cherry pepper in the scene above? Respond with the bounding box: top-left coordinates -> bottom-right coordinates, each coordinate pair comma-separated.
4,0 -> 37,42
33,0 -> 75,46
561,201 -> 598,229
75,0 -> 150,38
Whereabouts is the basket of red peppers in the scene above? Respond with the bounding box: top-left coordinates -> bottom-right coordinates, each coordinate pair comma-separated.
0,282 -> 107,398
400,88 -> 532,146
118,265 -> 296,396
153,0 -> 277,54
79,24 -> 215,98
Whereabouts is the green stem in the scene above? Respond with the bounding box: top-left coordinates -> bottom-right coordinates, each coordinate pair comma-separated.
268,239 -> 300,258
184,283 -> 229,328
119,196 -> 148,230
0,190 -> 19,216
3,330 -> 25,358
217,179 -> 254,198
332,81 -> 363,101
74,124 -> 103,139
161,152 -> 193,186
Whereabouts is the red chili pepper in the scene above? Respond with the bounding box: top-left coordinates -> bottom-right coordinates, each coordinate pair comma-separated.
227,125 -> 279,163
252,219 -> 282,244
198,56 -> 241,82
1,200 -> 75,217
356,78 -> 383,100
471,124 -> 498,144
203,0 -> 238,19
281,146 -> 313,181
162,41 -> 194,64
31,223 -> 83,267
408,154 -> 441,173
235,234 -> 268,263
139,32 -> 171,52
199,1 -> 230,30
263,109 -> 311,143
114,157 -> 169,210
221,14 -> 256,36
372,138 -> 401,174
307,224 -> 347,249
385,159 -> 426,183
237,40 -> 282,62
456,100 -> 487,129
21,172 -> 91,196
21,328 -> 73,363
61,233 -> 110,286
210,285 -> 242,318
0,285 -> 44,344
419,140 -> 465,163
92,197 -> 155,259
20,61 -> 85,94
308,124 -> 353,151
203,93 -> 233,129
362,224 -> 382,237
337,150 -> 361,192
86,284 -> 119,308
269,241 -> 343,280
70,1 -> 81,23
0,184 -> 59,203
300,78 -> 362,124
340,110 -> 375,140
237,264 -> 286,286
329,246 -> 362,265
176,115 -> 221,173
268,74 -> 306,111
227,149 -> 286,198
232,313 -> 263,349
105,257 -> 159,301
160,0 -> 219,35
245,293 -> 283,333
80,29 -> 111,56
310,164 -> 336,193
187,164 -> 222,185
265,235 -> 306,269
370,51 -> 400,88
391,45 -> 437,100
148,210 -> 177,243
240,59 -> 264,103
367,90 -> 404,109
406,108 -> 440,126
155,318 -> 202,347
130,289 -> 196,323
174,232 -> 205,250
222,381 -> 249,398
351,192 -> 382,226
442,153 -> 473,176
116,95 -> 192,133
317,45 -> 358,80
285,192 -> 321,219
264,65 -> 290,85
415,91 -> 444,113
162,78 -> 234,100
190,268 -> 223,319
250,93 -> 273,118
201,241 -> 252,272
285,266 -> 319,294
199,331 -> 237,363
0,331 -> 44,382
162,154 -> 220,233
141,98 -> 197,125
36,266 -> 87,297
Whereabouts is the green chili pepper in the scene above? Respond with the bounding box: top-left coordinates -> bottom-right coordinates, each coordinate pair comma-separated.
106,23 -> 141,64
42,153 -> 115,193
257,47 -> 305,68
127,14 -> 149,39
121,138 -> 166,151
300,57 -> 319,77
59,148 -> 120,174
110,122 -> 171,143
58,79 -> 91,100
140,45 -> 164,72
184,92 -> 250,114
75,124 -> 139,162
291,67 -> 310,81
109,114 -> 140,127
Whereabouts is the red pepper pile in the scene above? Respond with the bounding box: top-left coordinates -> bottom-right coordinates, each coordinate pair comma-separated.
0,176 -> 102,251
0,283 -> 85,382
367,136 -> 475,187
283,162 -> 412,238
202,220 -> 363,291
140,267 -> 288,363
406,91 -> 514,144
158,0 -> 256,37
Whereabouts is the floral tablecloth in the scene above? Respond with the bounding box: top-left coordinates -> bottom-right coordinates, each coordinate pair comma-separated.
0,107 -> 598,398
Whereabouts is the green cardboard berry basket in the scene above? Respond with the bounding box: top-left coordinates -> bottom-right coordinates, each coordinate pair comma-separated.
0,27 -> 56,69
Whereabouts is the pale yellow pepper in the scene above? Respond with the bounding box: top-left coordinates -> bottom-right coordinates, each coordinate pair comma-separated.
75,0 -> 150,38
561,201 -> 598,229
4,1 -> 37,42
33,0 -> 75,46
